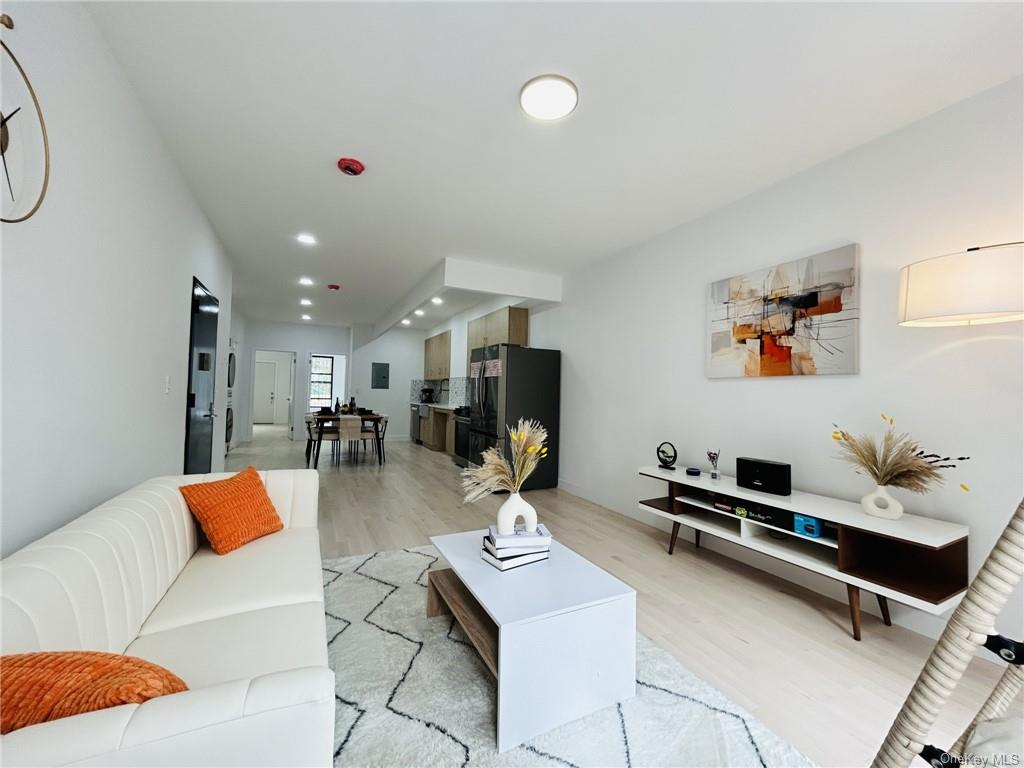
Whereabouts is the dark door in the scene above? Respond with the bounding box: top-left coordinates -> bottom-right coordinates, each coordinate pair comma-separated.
184,278 -> 219,474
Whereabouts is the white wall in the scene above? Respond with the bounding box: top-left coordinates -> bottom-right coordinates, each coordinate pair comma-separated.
253,350 -> 294,425
550,79 -> 1024,639
350,328 -> 425,440
528,303 -> 563,351
1,2 -> 234,556
238,319 -> 352,442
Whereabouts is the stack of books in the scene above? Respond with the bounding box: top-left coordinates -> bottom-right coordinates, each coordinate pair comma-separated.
480,524 -> 552,571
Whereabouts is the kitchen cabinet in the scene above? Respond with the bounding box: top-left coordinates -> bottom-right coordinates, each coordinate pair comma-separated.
445,414 -> 456,454
466,306 -> 528,371
420,407 -> 450,452
423,330 -> 451,380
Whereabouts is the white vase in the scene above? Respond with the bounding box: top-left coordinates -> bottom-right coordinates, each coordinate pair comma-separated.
496,493 -> 537,536
861,485 -> 904,520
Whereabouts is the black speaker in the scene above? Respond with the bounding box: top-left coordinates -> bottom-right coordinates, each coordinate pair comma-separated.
736,457 -> 791,496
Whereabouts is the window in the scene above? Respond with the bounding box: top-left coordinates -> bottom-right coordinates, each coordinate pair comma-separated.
309,355 -> 334,410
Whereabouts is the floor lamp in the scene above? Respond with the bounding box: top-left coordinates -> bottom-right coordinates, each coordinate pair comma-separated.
874,242 -> 1024,768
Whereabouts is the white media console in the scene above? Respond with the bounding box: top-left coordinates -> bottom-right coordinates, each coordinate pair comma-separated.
638,466 -> 969,640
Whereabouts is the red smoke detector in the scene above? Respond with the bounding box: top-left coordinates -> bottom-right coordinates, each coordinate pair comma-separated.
327,284 -> 341,291
336,158 -> 365,176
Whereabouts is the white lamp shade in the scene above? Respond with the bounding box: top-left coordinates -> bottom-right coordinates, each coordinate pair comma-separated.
898,243 -> 1024,326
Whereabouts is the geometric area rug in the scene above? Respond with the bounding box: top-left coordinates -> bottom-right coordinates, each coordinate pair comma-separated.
323,546 -> 815,768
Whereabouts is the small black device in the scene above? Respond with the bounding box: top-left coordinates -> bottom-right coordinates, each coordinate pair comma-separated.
736,457 -> 791,496
656,442 -> 677,470
685,467 -> 701,477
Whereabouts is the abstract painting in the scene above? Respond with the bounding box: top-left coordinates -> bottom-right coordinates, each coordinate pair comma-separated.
706,244 -> 859,378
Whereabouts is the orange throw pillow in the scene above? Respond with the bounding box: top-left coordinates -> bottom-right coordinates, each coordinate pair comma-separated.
0,651 -> 187,734
179,466 -> 283,554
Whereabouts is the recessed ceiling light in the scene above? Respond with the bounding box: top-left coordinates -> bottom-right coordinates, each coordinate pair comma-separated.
401,318 -> 411,326
414,309 -> 425,316
300,298 -> 313,306
301,314 -> 312,321
299,277 -> 314,286
296,233 -> 317,246
520,75 -> 578,121
431,297 -> 443,305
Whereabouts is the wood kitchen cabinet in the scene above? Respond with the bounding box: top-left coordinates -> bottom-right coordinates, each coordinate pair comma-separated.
423,330 -> 451,380
420,407 -> 450,452
466,306 -> 528,370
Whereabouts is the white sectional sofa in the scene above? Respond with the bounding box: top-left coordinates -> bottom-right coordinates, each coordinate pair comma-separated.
0,469 -> 334,767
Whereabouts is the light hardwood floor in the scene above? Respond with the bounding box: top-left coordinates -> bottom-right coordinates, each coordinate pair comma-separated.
228,427 -> 1013,767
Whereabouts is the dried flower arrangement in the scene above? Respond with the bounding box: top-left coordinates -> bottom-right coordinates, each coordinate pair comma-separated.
832,413 -> 970,494
462,418 -> 549,503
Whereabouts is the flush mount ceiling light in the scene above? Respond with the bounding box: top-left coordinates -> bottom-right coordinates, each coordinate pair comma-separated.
898,242 -> 1024,326
431,296 -> 443,305
296,232 -> 317,246
414,309 -> 425,316
300,298 -> 312,306
298,277 -> 314,286
301,314 -> 312,321
401,318 -> 411,326
520,75 -> 578,121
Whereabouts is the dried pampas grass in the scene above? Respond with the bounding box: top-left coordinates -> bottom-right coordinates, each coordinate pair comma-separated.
462,418 -> 549,503
832,414 -> 970,493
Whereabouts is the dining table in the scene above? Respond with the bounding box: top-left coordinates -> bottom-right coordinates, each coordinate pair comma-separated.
307,412 -> 385,469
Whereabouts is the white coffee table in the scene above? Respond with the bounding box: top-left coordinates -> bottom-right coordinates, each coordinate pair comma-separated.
428,529 -> 636,751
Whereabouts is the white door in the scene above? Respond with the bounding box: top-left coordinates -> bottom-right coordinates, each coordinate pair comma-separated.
254,361 -> 277,423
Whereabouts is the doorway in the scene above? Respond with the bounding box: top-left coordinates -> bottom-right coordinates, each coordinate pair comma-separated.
184,278 -> 219,474
252,349 -> 297,436
254,361 -> 277,423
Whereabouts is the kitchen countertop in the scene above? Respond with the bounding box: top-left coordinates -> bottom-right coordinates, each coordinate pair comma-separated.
410,402 -> 459,412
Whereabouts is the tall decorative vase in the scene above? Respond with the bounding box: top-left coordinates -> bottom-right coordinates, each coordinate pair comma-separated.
496,493 -> 537,535
861,485 -> 904,520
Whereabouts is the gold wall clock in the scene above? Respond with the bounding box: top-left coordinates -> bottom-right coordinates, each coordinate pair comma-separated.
1,14 -> 49,223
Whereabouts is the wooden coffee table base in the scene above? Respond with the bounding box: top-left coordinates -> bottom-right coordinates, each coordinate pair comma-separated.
427,568 -> 498,678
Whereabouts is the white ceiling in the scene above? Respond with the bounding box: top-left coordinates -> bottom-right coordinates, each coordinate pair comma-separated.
90,2 -> 1023,327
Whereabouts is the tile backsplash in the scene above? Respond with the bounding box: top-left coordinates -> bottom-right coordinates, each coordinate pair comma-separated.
410,377 -> 469,407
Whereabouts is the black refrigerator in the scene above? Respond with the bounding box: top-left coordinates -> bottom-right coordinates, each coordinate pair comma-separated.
469,344 -> 560,490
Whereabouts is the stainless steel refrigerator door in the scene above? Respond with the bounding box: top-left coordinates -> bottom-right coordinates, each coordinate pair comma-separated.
495,344 -> 508,436
470,347 -> 486,429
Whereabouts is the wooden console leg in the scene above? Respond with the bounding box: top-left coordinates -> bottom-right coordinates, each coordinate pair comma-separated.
694,530 -> 701,549
847,584 -> 862,641
876,594 -> 892,626
668,522 -> 680,555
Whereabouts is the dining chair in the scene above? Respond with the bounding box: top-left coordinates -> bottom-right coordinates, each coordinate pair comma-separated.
337,416 -> 363,461
307,415 -> 342,466
304,414 -> 317,466
377,415 -> 389,463
360,414 -> 389,463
